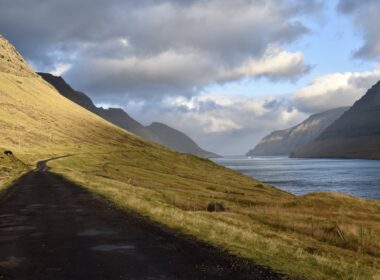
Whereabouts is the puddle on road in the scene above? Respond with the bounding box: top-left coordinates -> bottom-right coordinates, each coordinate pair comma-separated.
78,228 -> 116,237
92,244 -> 136,252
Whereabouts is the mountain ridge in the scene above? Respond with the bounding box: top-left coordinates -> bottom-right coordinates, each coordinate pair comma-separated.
146,122 -> 219,158
246,107 -> 348,156
38,73 -> 218,158
293,81 -> 380,159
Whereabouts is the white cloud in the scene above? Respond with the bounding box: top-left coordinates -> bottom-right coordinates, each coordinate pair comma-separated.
128,92 -> 307,154
68,46 -> 309,99
128,67 -> 380,154
50,63 -> 72,76
229,47 -> 309,81
293,67 -> 380,113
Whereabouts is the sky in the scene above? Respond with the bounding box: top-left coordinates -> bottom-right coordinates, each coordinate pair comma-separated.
1,0 -> 380,155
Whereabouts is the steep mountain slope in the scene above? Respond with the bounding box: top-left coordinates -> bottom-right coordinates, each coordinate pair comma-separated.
38,73 -> 160,143
38,73 -> 217,157
0,37 -> 146,163
293,81 -> 380,159
146,122 -> 219,158
247,107 -> 348,156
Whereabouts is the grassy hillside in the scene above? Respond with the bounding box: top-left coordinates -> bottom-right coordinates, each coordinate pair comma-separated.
1,35 -> 380,279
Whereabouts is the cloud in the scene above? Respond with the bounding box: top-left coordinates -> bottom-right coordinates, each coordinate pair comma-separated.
67,47 -> 310,99
224,47 -> 310,82
50,63 -> 72,76
122,93 -> 307,154
0,0 -> 321,99
337,0 -> 380,60
122,66 -> 380,154
293,68 -> 380,113
0,0 -> 337,155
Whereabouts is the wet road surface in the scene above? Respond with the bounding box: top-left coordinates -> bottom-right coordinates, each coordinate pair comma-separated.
0,161 -> 285,279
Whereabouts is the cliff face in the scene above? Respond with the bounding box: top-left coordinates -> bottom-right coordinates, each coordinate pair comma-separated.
293,81 -> 380,159
246,107 -> 348,156
39,73 -> 218,158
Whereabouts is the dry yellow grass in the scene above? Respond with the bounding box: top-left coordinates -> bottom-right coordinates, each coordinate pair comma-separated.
1,34 -> 380,279
49,152 -> 380,280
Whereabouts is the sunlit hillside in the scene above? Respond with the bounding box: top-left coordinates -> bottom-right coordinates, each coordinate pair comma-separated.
0,35 -> 152,161
1,35 -> 380,279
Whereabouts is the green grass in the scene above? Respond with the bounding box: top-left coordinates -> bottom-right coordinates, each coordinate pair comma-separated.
1,34 -> 380,279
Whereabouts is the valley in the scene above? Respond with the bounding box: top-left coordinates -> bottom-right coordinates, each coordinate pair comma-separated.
1,32 -> 380,280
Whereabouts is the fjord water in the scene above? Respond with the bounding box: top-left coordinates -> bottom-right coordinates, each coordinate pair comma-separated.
214,157 -> 380,199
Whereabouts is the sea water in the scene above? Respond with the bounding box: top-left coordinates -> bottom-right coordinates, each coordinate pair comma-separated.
213,156 -> 380,199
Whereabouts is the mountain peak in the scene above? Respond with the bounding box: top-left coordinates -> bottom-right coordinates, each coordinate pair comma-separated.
0,35 -> 36,78
149,122 -> 166,127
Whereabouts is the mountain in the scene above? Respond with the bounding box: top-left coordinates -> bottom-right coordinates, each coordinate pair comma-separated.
292,81 -> 380,159
0,35 -> 148,161
39,73 -> 218,157
38,73 -> 160,143
246,107 -> 348,156
146,122 -> 219,158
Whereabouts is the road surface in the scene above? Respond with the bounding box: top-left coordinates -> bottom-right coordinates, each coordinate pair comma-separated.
0,160 -> 285,279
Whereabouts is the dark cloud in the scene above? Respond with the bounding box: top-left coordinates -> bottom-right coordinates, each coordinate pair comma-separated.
0,0 -> 321,100
337,0 -> 380,60
0,0 -> 327,154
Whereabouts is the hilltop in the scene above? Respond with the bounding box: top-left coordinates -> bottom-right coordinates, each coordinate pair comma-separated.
247,107 -> 348,156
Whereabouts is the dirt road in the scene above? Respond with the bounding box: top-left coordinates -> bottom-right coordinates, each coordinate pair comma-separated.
0,161 -> 285,279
